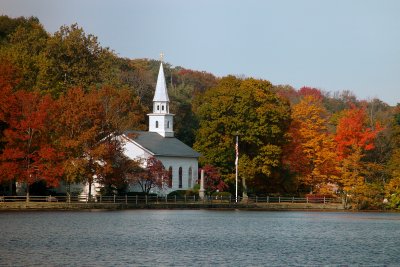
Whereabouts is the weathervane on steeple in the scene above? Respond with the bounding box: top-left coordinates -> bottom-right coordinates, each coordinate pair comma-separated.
160,52 -> 164,62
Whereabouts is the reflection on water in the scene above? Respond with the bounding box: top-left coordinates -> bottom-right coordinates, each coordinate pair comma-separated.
1,210 -> 400,266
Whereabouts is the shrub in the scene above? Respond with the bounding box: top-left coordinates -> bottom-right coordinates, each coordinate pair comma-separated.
168,190 -> 197,197
211,191 -> 231,198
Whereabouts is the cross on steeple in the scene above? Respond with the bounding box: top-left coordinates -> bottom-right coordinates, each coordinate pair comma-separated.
160,52 -> 164,62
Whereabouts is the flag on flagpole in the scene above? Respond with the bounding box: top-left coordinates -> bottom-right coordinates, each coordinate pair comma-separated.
235,137 -> 239,166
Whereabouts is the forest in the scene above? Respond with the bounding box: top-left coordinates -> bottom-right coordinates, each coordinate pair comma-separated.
0,15 -> 399,209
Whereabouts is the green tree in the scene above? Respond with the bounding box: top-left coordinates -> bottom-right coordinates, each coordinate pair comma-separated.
194,76 -> 291,196
385,104 -> 400,208
0,15 -> 42,44
0,18 -> 48,91
37,24 -> 114,96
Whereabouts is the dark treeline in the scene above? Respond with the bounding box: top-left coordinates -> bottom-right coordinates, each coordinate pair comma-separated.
0,15 -> 399,209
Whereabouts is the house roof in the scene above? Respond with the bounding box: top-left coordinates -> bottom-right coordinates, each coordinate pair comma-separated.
123,131 -> 201,158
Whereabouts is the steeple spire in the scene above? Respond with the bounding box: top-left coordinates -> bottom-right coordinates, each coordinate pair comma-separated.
147,54 -> 174,137
153,62 -> 169,102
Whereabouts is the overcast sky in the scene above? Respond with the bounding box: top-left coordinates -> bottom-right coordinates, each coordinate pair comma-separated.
1,0 -> 399,105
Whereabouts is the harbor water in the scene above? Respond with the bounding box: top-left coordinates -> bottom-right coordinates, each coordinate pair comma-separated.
1,210 -> 400,266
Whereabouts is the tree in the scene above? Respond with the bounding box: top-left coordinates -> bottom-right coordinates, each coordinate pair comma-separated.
55,86 -> 146,197
298,86 -> 323,100
0,89 -> 63,195
282,95 -> 338,194
335,105 -> 383,208
335,105 -> 382,160
194,76 -> 291,196
384,105 -> 400,208
201,164 -> 228,193
0,15 -> 41,43
0,18 -> 48,91
93,86 -> 146,194
37,24 -> 114,96
128,157 -> 170,194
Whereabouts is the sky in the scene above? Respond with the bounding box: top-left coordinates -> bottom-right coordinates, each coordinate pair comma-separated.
1,0 -> 399,105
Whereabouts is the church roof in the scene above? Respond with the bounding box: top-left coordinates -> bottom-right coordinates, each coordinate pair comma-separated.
124,131 -> 200,158
153,63 -> 169,102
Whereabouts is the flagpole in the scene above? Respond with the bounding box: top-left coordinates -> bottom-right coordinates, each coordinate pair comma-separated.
235,134 -> 238,203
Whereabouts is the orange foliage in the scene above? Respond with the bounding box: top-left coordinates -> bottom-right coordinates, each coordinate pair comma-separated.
283,96 -> 338,193
335,105 -> 383,160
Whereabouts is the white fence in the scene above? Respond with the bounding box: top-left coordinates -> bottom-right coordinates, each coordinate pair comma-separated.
0,195 -> 342,205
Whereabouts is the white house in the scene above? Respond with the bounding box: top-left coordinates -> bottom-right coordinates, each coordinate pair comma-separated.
120,61 -> 200,194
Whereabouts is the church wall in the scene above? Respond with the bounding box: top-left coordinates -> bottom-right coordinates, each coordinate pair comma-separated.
122,138 -> 199,195
157,156 -> 198,191
125,156 -> 198,195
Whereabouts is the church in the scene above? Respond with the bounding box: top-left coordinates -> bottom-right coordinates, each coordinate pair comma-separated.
53,58 -> 200,197
120,59 -> 200,195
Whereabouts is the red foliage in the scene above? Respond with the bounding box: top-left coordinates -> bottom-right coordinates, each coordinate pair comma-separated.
0,88 -> 63,188
335,105 -> 382,160
298,87 -> 323,100
201,164 -> 228,192
130,157 -> 170,194
0,59 -> 20,90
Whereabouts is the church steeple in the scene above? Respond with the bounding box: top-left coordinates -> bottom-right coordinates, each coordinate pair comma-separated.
148,54 -> 174,137
153,58 -> 169,103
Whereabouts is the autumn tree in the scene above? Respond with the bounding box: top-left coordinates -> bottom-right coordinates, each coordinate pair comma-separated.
194,76 -> 291,196
128,156 -> 170,195
93,86 -> 146,194
55,86 -> 145,197
0,88 -> 63,195
335,105 -> 383,208
201,164 -> 228,193
283,95 -> 338,194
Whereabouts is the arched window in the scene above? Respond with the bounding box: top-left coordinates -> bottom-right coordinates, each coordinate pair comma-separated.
156,121 -> 159,128
167,121 -> 170,129
162,105 -> 165,111
168,166 -> 173,188
188,167 -> 192,188
179,167 -> 183,188
157,105 -> 160,111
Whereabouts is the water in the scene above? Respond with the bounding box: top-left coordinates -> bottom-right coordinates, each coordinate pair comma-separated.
1,210 -> 400,266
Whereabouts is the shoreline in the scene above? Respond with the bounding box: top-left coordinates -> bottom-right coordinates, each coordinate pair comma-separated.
1,202 -> 396,212
0,201 -> 351,211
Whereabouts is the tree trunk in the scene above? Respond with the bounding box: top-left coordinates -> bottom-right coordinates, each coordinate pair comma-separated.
88,178 -> 92,200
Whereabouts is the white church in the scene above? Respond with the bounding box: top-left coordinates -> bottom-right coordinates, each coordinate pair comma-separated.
121,60 -> 200,194
72,59 -> 200,197
18,58 -> 200,197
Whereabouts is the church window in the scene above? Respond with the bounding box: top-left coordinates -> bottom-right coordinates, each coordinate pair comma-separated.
179,167 -> 183,188
188,167 -> 192,188
162,105 -> 165,111
168,167 -> 173,187
167,121 -> 170,128
156,121 -> 159,128
157,105 -> 160,111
